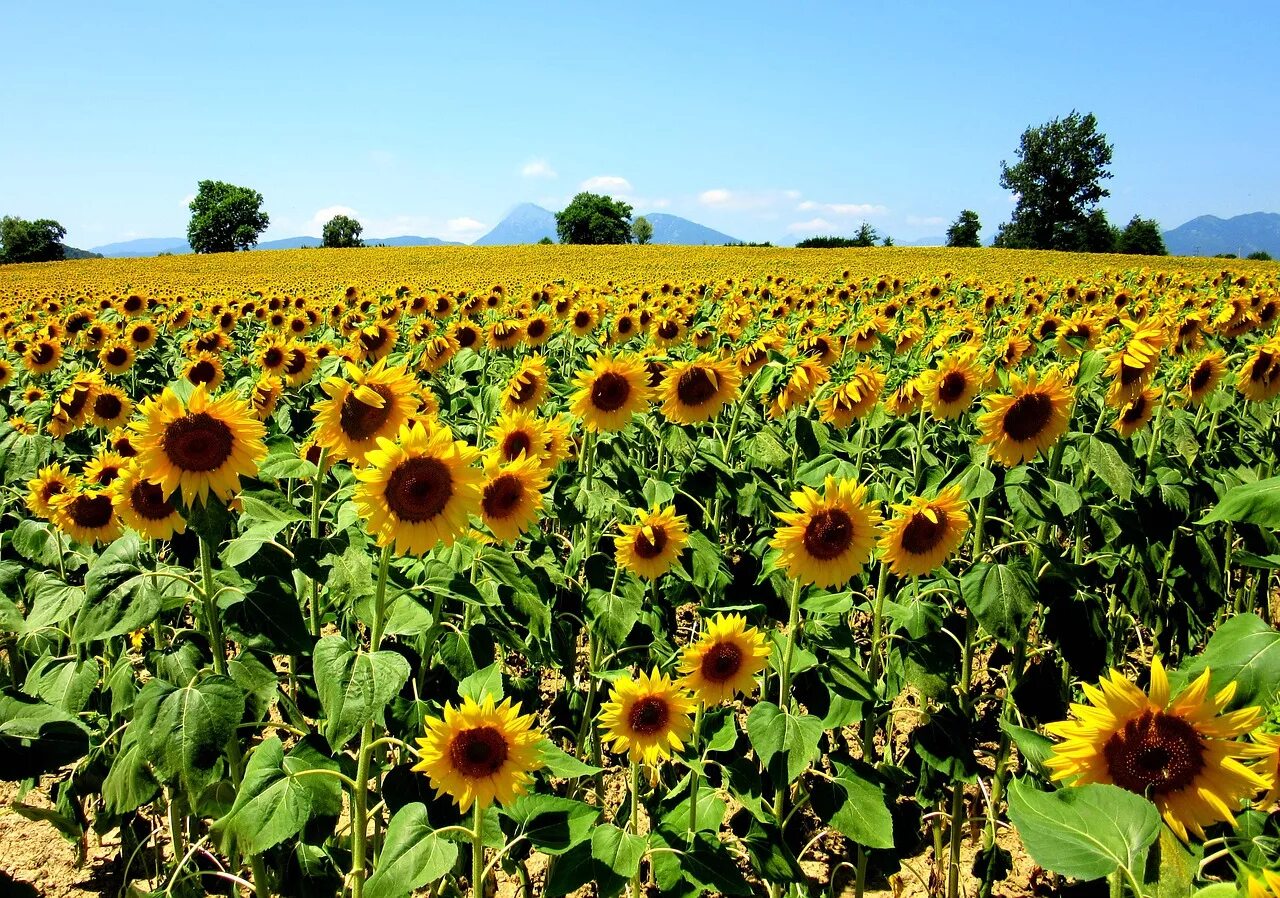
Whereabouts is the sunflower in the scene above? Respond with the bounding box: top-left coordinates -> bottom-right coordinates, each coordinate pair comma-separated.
769,358 -> 829,419
0,358 -> 12,388
257,338 -> 290,376
523,313 -> 553,347
249,376 -> 284,421
659,357 -> 741,424
819,364 -> 883,428
1114,387 -> 1160,438
313,360 -> 419,465
23,338 -> 62,375
182,351 -> 225,391
479,453 -> 548,542
52,487 -> 122,546
1185,351 -> 1225,405
282,343 -> 318,386
99,341 -> 136,375
411,694 -> 544,812
355,421 -> 482,555
131,385 -> 267,506
977,367 -> 1073,467
9,416 -> 36,436
1248,870 -> 1280,898
920,353 -> 983,420
84,450 -> 128,487
125,321 -> 157,351
89,385 -> 132,430
677,614 -> 771,705
771,476 -> 882,587
22,386 -> 44,404
110,465 -> 186,540
570,354 -> 652,432
1046,657 -> 1268,841
878,485 -> 970,578
27,464 -> 76,519
488,410 -> 550,466
599,668 -> 697,765
1237,342 -> 1280,403
615,505 -> 689,580
502,355 -> 549,413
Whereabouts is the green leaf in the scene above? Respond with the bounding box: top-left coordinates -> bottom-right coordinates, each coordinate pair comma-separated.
314,635 -> 411,750
103,728 -> 159,814
502,794 -> 599,855
1001,722 -> 1054,774
1083,436 -> 1134,501
364,802 -> 459,898
809,761 -> 894,849
958,463 -> 996,501
1201,475 -> 1280,528
591,824 -> 646,878
75,535 -> 182,643
1176,614 -> 1280,708
23,656 -> 99,713
1007,780 -> 1159,882
134,675 -> 246,795
10,519 -> 63,567
458,662 -> 504,703
961,561 -> 1035,648
215,737 -> 342,854
20,573 -> 85,633
534,740 -> 602,777
237,489 -> 308,527
746,702 -> 821,783
650,830 -> 752,896
0,691 -> 91,780
587,579 -> 643,647
258,438 -> 318,481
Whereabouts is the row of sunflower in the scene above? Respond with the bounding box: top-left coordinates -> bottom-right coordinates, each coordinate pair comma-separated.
0,248 -> 1278,898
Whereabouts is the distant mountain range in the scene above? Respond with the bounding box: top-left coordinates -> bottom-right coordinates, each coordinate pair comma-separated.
1162,212 -> 1280,257
472,204 -> 739,245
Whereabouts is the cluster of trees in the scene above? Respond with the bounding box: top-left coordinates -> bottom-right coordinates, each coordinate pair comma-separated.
797,223 -> 891,249
0,216 -> 68,264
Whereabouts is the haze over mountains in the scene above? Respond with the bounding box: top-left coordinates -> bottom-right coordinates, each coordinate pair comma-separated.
87,210 -> 1280,258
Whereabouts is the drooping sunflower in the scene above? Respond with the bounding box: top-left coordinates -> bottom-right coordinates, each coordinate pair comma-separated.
52,487 -> 122,546
110,465 -> 186,540
355,421 -> 482,555
599,668 -> 697,765
677,614 -> 771,705
23,338 -> 62,375
615,505 -> 689,580
249,376 -> 284,421
1185,351 -> 1225,405
570,354 -> 652,432
502,355 -> 549,413
819,364 -> 884,428
312,360 -> 419,464
479,453 -> 549,542
131,385 -> 267,506
769,358 -> 829,419
411,694 -> 545,812
771,476 -> 882,587
659,357 -> 741,424
1046,657 -> 1268,841
26,464 -> 76,519
977,367 -> 1073,467
1114,386 -> 1160,438
878,484 -> 971,578
182,351 -> 225,391
920,353 -> 983,420
1237,341 -> 1280,403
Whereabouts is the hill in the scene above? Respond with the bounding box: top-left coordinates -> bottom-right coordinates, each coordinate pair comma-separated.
63,246 -> 104,260
642,213 -> 738,245
91,237 -> 191,257
473,204 -> 558,245
1163,212 -> 1280,257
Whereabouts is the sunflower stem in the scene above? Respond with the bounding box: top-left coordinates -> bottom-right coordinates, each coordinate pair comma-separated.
472,801 -> 485,898
350,545 -> 392,898
862,559 -> 891,763
687,701 -> 704,844
308,448 -> 329,637
629,759 -> 642,898
777,578 -> 804,711
721,366 -> 763,464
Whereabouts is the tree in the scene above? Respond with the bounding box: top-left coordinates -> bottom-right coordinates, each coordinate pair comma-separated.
998,111 -> 1114,250
322,214 -> 364,248
536,236 -> 555,245
1247,251 -> 1273,261
555,193 -> 633,245
852,222 -> 879,247
187,180 -> 270,253
632,216 -> 654,245
1114,215 -> 1167,255
1076,209 -> 1119,253
946,210 -> 982,248
0,216 -> 67,264
881,235 -> 895,247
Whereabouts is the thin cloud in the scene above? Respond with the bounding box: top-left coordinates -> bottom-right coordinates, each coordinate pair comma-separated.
581,175 -> 632,192
787,218 -> 842,233
308,205 -> 360,236
797,200 -> 888,216
446,217 -> 488,235
521,159 -> 557,179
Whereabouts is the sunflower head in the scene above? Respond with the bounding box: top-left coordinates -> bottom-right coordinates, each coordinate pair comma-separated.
615,505 -> 689,580
771,476 -> 882,587
110,464 -> 186,540
52,486 -> 122,546
878,484 -> 971,578
599,668 -> 697,765
570,354 -> 652,432
502,355 -> 549,412
678,614 -> 771,704
659,357 -> 741,424
479,453 -> 549,543
977,367 -> 1073,467
313,359 -> 419,464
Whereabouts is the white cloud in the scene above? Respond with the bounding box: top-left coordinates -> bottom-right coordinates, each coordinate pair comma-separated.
699,188 -> 734,206
784,189 -> 802,200
521,159 -> 557,179
581,175 -> 633,192
308,205 -> 360,236
798,200 -> 888,216
787,218 -> 841,233
647,198 -> 671,209
446,217 -> 488,236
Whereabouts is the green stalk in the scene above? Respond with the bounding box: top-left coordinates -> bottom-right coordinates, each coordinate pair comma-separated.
721,367 -> 763,464
687,701 -> 704,842
777,578 -> 804,710
472,801 -> 485,898
308,448 -> 329,637
862,560 -> 891,763
629,760 -> 643,898
350,545 -> 392,898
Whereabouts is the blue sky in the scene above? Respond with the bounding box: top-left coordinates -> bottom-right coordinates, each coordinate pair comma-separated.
4,1 -> 1278,247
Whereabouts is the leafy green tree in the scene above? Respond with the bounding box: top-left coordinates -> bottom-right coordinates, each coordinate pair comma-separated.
998,111 -> 1114,250
796,236 -> 859,248
1114,215 -> 1167,255
852,222 -> 879,247
1247,250 -> 1273,261
322,214 -> 364,248
186,180 -> 270,253
881,235 -> 895,247
536,236 -> 555,245
1076,209 -> 1119,253
555,193 -> 633,245
946,210 -> 982,248
632,216 -> 654,245
0,216 -> 67,264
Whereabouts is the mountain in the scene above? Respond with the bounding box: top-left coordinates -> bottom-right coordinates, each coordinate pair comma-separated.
91,237 -> 190,257
63,246 -> 104,260
257,236 -> 321,250
642,213 -> 738,245
364,235 -> 463,247
473,204 -> 557,245
1163,212 -> 1280,257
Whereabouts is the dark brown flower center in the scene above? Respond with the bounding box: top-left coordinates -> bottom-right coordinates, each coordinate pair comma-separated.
938,371 -> 969,404
527,319 -> 547,339
131,326 -> 152,343
802,508 -> 854,561
187,360 -> 218,385
42,480 -> 67,502
700,641 -> 744,683
1190,363 -> 1213,393
384,456 -> 453,523
130,480 -> 176,520
94,394 -> 123,420
285,349 -> 308,375
94,464 -> 121,486
1250,352 -> 1275,384
1001,392 -> 1053,442
162,413 -> 234,472
628,696 -> 670,735
448,726 -> 509,778
67,493 -> 114,529
501,431 -> 533,461
509,376 -> 539,405
1119,364 -> 1146,387
1121,396 -> 1149,424
633,525 -> 668,559
1103,710 -> 1205,796
590,371 -> 631,413
675,367 -> 718,408
263,347 -> 285,368
360,328 -> 389,352
574,311 -> 591,328
339,384 -> 394,441
30,343 -> 55,365
105,347 -> 129,367
482,474 -> 525,520
900,510 -> 946,555
457,326 -> 479,349
657,321 -> 680,340
617,317 -> 633,335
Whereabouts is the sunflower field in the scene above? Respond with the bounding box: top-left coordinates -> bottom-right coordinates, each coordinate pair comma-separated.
1,246 -> 1280,898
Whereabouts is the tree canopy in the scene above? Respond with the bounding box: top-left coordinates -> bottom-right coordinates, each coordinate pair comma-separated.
187,180 -> 270,253
1114,215 -> 1168,255
996,111 -> 1113,251
322,214 -> 364,248
555,193 -> 633,245
0,216 -> 67,264
946,210 -> 982,248
632,216 -> 653,245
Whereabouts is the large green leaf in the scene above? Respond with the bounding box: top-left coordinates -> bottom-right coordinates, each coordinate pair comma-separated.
458,662 -> 504,703
746,702 -> 822,783
502,794 -> 599,855
961,561 -> 1035,648
0,691 -> 91,780
314,635 -> 411,750
102,727 -> 159,815
134,675 -> 245,794
1201,476 -> 1280,528
215,736 -> 342,854
75,535 -> 184,643
1176,614 -> 1280,708
1084,436 -> 1134,501
364,802 -> 459,898
23,656 -> 99,713
650,830 -> 752,896
808,761 -> 894,849
590,824 -> 646,878
1007,780 -> 1159,883
20,573 -> 85,633
10,520 -> 63,567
